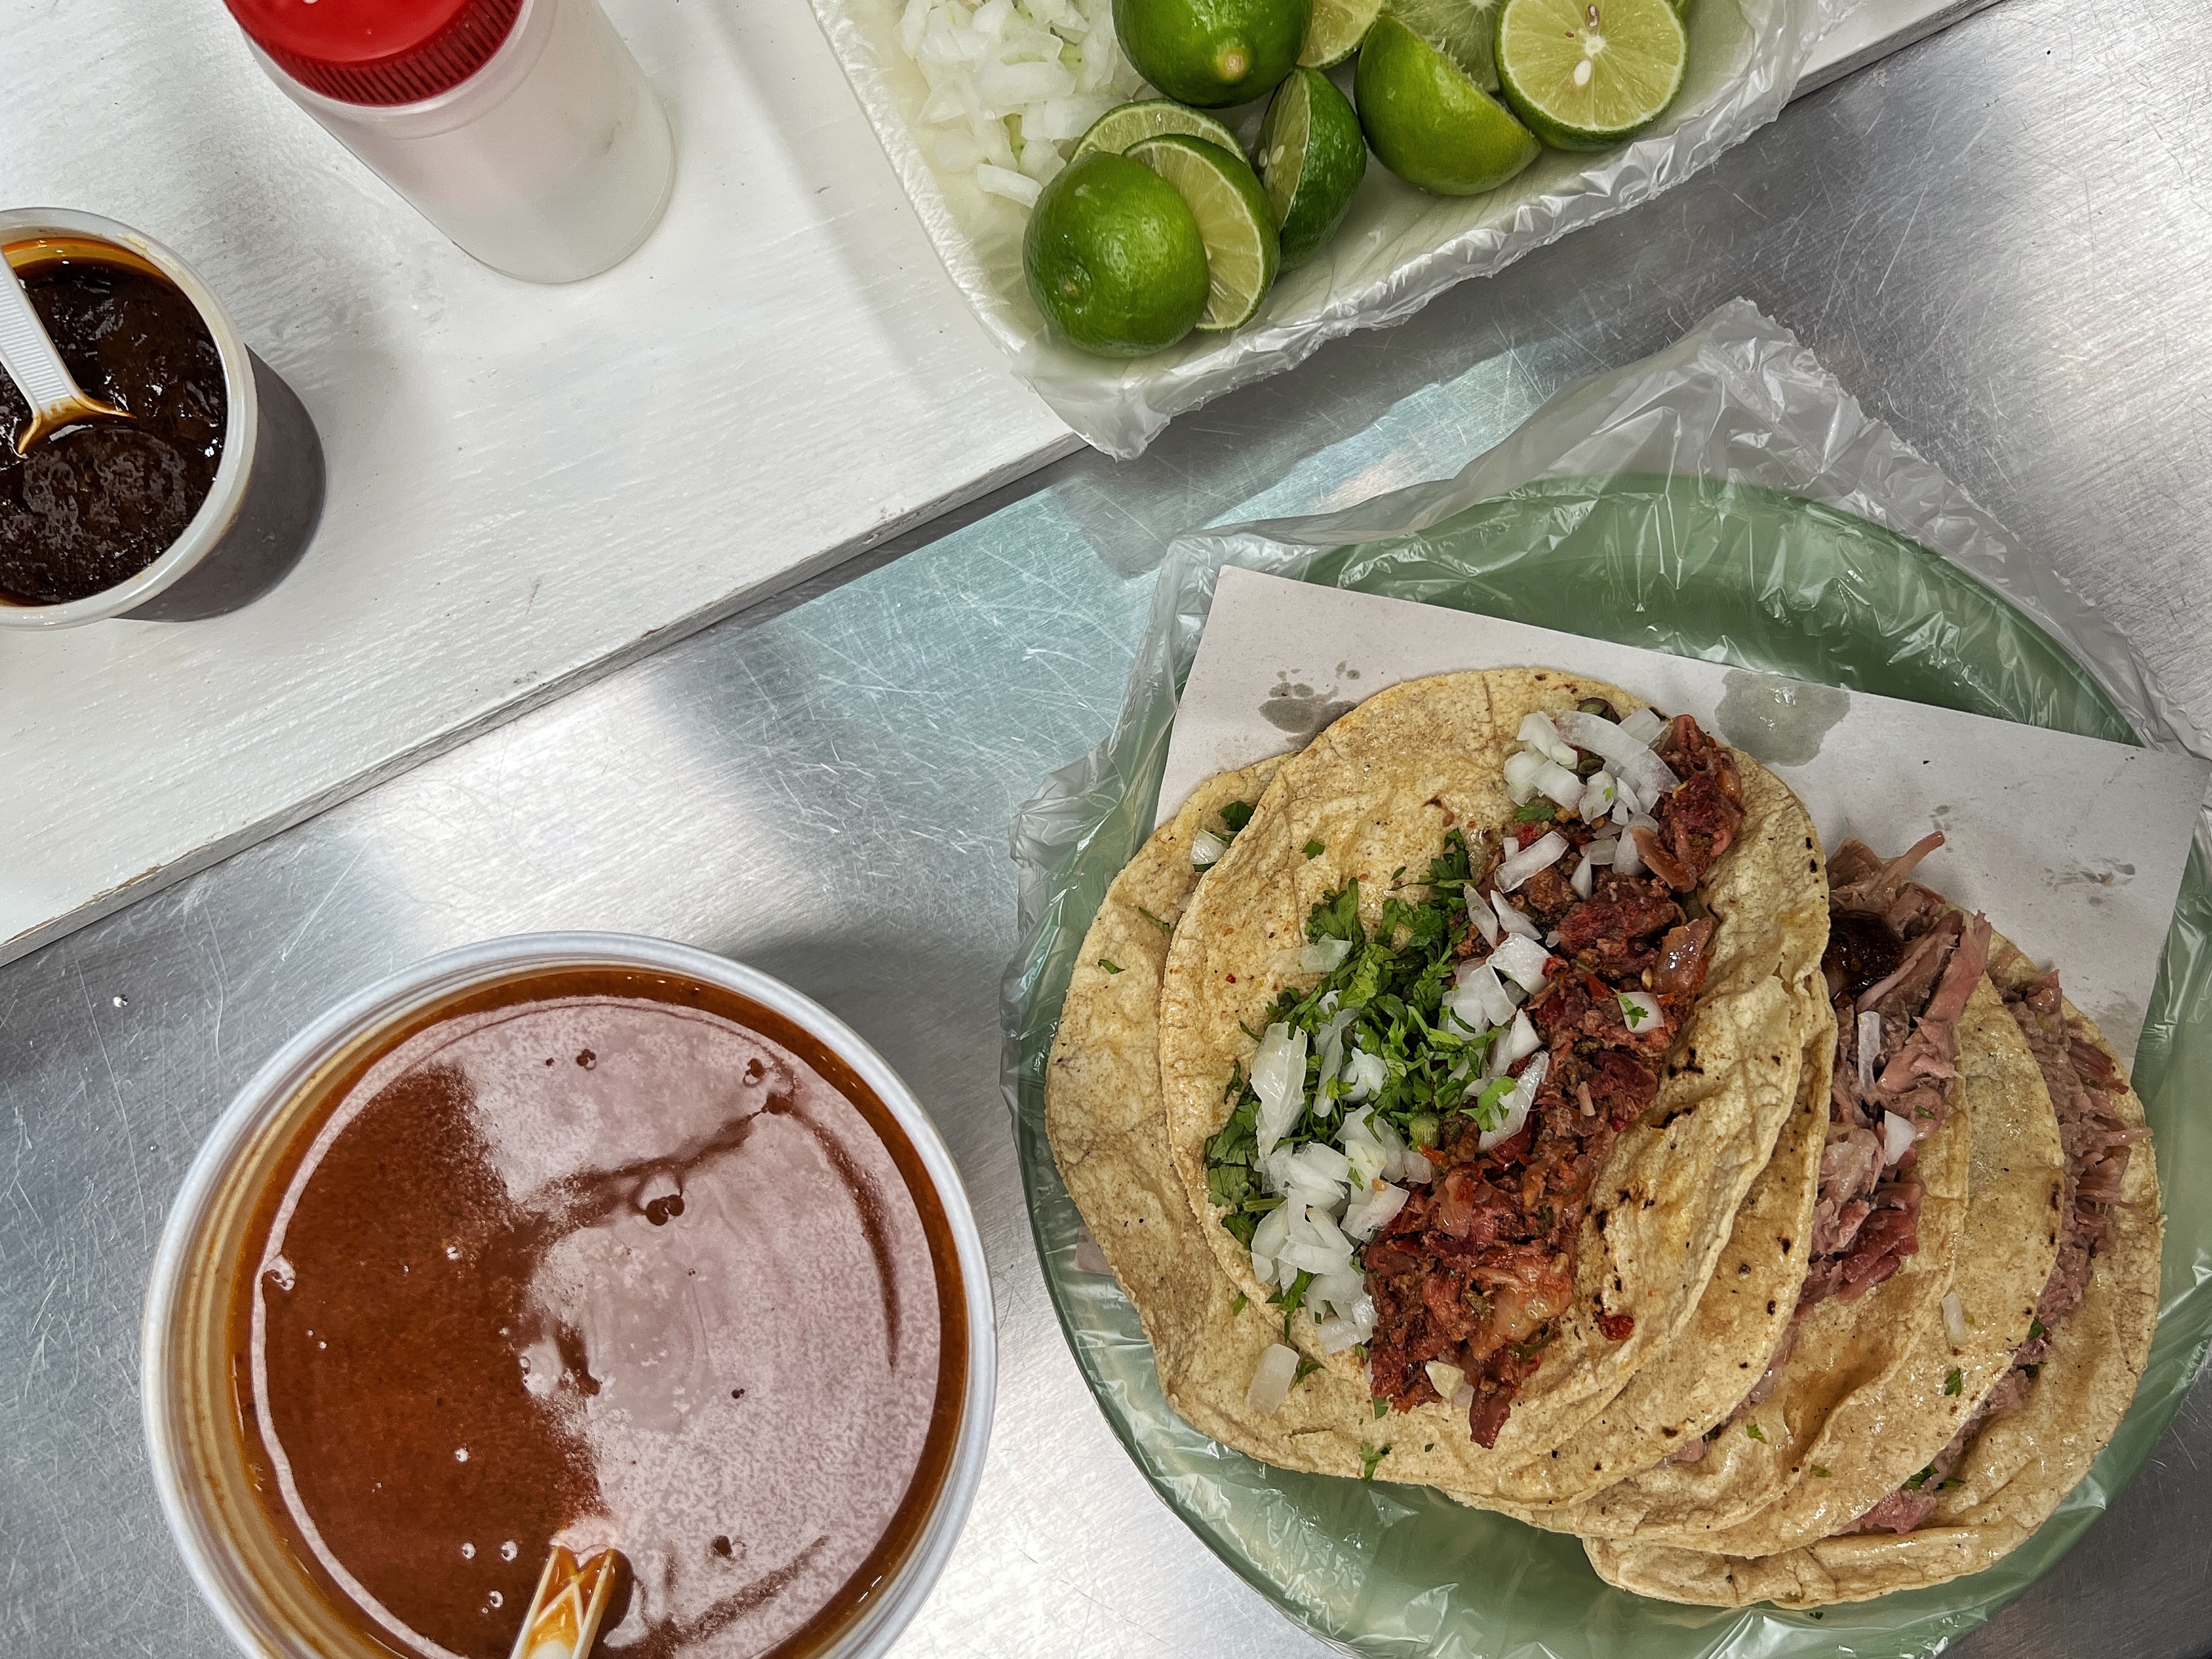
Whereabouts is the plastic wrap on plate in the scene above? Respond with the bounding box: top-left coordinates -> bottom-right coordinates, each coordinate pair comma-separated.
810,0 -> 1849,456
1002,299 -> 2211,1657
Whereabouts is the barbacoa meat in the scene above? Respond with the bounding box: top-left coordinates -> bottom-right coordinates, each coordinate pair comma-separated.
1847,964 -> 2144,1535
1366,714 -> 1744,1447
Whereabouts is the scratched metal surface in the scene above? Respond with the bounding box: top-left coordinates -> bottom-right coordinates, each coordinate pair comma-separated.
4,1 -> 2212,1656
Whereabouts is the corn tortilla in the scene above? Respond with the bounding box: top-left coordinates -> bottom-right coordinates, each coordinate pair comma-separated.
1157,670 -> 1829,1477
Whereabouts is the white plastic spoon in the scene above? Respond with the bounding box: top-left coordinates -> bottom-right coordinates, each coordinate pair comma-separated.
0,257 -> 127,454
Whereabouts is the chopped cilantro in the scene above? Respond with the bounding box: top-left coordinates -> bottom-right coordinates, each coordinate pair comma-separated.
1230,1292 -> 1248,1316
1360,1444 -> 1390,1482
1943,1368 -> 1962,1397
2022,1363 -> 2042,1379
1219,800 -> 1255,834
1744,1421 -> 1768,1444
1135,905 -> 1174,935
1293,1356 -> 1321,1386
1303,839 -> 1327,859
1811,1465 -> 1832,1478
1903,1464 -> 1936,1491
1511,801 -> 1555,824
1097,958 -> 1124,974
1275,1270 -> 1314,1319
2028,1318 -> 2048,1341
1619,994 -> 1650,1028
1374,1397 -> 1390,1419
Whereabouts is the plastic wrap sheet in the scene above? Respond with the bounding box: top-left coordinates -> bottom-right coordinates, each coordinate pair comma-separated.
1002,299 -> 2212,1656
810,0 -> 1848,456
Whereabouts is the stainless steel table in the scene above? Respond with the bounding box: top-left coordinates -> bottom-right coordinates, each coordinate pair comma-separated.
5,1 -> 2210,1655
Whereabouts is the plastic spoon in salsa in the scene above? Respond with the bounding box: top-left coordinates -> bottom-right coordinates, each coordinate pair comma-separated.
0,256 -> 130,454
509,1546 -> 626,1659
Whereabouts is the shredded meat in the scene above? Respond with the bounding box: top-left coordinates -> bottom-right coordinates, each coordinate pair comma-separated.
1846,962 -> 2140,1535
1366,712 -> 1742,1446
1795,840 -> 1992,1318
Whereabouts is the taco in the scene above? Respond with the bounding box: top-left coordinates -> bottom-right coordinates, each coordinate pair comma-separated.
1583,920 -> 2160,1604
1047,761 -> 1519,1485
1156,669 -> 1830,1479
1522,838 -> 2053,1539
1480,979 -> 1834,1507
1044,760 -> 1283,1392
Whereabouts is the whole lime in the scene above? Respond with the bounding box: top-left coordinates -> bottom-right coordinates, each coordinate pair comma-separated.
1023,151 -> 1212,357
1113,0 -> 1313,108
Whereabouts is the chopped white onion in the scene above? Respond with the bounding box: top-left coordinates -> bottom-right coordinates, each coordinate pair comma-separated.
1393,1144 -> 1434,1184
1312,1269 -> 1366,1319
1516,712 -> 1579,766
1425,1359 -> 1468,1400
1452,1382 -> 1476,1412
1940,1291 -> 1968,1347
1535,760 -> 1586,809
1497,830 -> 1570,891
1499,1009 -> 1543,1067
1881,1110 -> 1917,1166
1342,1049 -> 1387,1100
1552,710 -> 1682,806
1858,1011 -> 1883,1095
1466,883 -> 1500,945
1190,828 -> 1228,868
1613,835 -> 1644,877
1586,836 -> 1620,869
1478,1051 -> 1549,1151
1618,990 -> 1663,1035
1503,749 -> 1547,805
1343,1134 -> 1390,1188
1250,1023 -> 1309,1162
1299,937 -> 1353,974
1492,891 -> 1542,941
1489,933 -> 1554,994
1570,854 -> 1595,901
1316,1304 -> 1372,1353
1250,1205 -> 1291,1267
898,0 -> 1141,205
974,163 -> 1041,206
1292,1141 -> 1353,1189
1452,960 -> 1517,1029
1343,1180 -> 1409,1242
1245,1342 -> 1300,1414
1619,706 -> 1668,744
1577,770 -> 1618,823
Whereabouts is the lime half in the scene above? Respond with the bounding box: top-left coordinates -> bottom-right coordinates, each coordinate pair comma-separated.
1355,14 -> 1539,196
1256,66 -> 1368,268
1023,151 -> 1211,357
1073,99 -> 1245,162
1127,134 -> 1281,331
1383,0 -> 1501,89
1113,0 -> 1312,108
1300,0 -> 1383,67
1495,0 -> 1687,150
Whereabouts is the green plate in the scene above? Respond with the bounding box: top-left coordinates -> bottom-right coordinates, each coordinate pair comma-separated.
1006,473 -> 2212,1658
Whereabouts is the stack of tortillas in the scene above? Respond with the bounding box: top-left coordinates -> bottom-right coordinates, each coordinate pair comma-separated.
1044,668 -> 2161,1608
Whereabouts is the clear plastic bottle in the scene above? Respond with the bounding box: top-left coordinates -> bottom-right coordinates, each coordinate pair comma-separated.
224,0 -> 675,284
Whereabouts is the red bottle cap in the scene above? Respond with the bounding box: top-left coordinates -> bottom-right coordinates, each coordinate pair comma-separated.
224,0 -> 525,106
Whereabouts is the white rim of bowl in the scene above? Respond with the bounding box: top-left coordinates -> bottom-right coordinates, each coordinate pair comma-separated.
0,207 -> 259,630
142,930 -> 997,1659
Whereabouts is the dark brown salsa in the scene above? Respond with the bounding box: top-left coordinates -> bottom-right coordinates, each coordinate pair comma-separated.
0,240 -> 225,605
